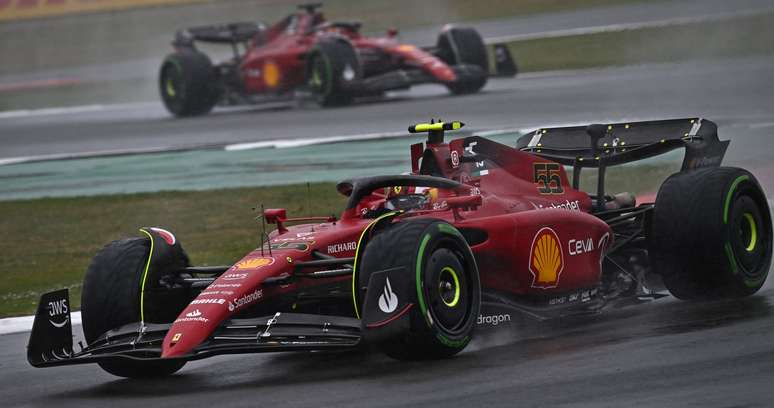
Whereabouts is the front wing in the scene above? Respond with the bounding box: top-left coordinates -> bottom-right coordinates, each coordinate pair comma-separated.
28,265 -> 412,368
30,311 -> 362,368
343,64 -> 486,96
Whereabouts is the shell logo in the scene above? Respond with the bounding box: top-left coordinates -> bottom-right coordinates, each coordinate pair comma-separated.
528,227 -> 564,289
263,61 -> 281,88
235,257 -> 275,270
427,188 -> 439,202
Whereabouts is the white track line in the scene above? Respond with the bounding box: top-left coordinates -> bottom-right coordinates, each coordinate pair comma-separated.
4,120 -> 657,166
224,131 -> 408,151
0,144 -> 221,166
0,126 -> 531,166
0,132 -> 412,166
0,102 -> 157,120
0,105 -> 108,119
748,121 -> 774,130
0,311 -> 81,335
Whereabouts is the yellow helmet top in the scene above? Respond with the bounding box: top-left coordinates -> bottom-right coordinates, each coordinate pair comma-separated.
408,119 -> 465,143
408,120 -> 465,133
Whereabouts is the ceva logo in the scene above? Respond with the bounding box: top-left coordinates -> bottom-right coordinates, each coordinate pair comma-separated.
378,278 -> 398,313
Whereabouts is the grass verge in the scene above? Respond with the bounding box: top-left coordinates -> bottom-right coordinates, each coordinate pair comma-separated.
0,161 -> 680,318
0,183 -> 344,317
498,12 -> 774,73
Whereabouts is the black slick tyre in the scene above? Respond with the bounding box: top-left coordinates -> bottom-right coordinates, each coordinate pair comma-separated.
358,218 -> 480,359
436,26 -> 488,94
81,237 -> 189,377
306,38 -> 360,106
650,167 -> 772,299
159,50 -> 219,117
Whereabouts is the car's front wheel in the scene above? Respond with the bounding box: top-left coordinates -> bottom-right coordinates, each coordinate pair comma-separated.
81,233 -> 189,377
358,218 -> 481,359
436,26 -> 489,94
306,38 -> 361,106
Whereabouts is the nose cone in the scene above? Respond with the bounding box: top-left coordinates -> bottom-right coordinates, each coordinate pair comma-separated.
437,66 -> 457,82
160,253 -> 278,358
161,303 -> 228,358
162,329 -> 198,358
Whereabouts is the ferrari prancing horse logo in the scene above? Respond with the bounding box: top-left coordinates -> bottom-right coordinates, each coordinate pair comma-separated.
528,227 -> 564,289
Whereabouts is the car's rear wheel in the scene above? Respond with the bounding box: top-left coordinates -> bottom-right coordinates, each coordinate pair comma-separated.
358,218 -> 480,359
436,26 -> 488,94
650,167 -> 772,299
82,235 -> 189,377
159,50 -> 219,117
306,38 -> 361,106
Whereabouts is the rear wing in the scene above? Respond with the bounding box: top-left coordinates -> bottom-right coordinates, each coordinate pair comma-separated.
516,118 -> 729,211
516,118 -> 728,171
173,22 -> 266,48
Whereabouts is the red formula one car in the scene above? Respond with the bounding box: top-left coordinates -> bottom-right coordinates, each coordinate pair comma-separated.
158,3 -> 517,117
29,118 -> 771,377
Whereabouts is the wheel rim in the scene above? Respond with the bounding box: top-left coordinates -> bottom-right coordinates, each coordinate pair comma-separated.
439,266 -> 460,307
308,54 -> 330,97
742,212 -> 758,252
309,62 -> 323,88
165,77 -> 177,97
423,245 -> 469,332
160,63 -> 184,112
729,192 -> 771,285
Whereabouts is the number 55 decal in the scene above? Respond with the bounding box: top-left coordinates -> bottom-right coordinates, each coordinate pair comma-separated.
533,163 -> 564,194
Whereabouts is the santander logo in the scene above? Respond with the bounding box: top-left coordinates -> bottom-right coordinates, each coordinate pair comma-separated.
186,309 -> 202,318
378,278 -> 398,313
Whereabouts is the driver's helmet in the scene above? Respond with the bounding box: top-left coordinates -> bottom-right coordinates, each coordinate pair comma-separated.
384,186 -> 440,211
312,12 -> 325,27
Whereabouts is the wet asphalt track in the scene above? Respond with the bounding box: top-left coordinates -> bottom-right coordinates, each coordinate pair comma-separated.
3,56 -> 774,161
1,55 -> 774,406
4,0 -> 773,92
2,282 -> 774,408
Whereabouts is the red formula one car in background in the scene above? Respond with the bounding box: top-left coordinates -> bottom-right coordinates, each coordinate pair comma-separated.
158,3 -> 517,117
29,118 -> 771,377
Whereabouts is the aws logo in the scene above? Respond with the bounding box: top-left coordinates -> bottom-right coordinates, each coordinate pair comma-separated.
528,227 -> 564,289
48,299 -> 69,328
